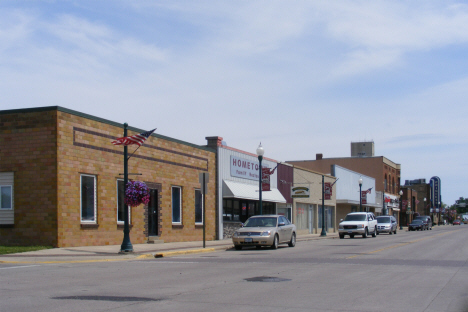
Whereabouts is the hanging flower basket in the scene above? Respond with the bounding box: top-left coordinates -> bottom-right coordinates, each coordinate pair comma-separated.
125,180 -> 150,207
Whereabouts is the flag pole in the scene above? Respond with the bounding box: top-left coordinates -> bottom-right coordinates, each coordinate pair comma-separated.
127,145 -> 141,161
120,122 -> 133,252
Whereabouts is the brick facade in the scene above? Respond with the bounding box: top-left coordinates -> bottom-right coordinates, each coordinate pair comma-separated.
0,107 -> 216,247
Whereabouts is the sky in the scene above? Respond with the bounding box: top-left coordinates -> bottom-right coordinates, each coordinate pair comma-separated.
1,1 -> 467,205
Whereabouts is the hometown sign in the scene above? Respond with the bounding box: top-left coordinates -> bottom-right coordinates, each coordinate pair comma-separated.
230,155 -> 269,182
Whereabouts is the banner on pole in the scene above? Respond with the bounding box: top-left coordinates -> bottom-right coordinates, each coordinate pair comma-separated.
324,182 -> 332,200
361,191 -> 367,204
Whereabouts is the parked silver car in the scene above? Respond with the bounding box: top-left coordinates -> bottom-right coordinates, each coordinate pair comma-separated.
376,215 -> 397,234
232,215 -> 296,250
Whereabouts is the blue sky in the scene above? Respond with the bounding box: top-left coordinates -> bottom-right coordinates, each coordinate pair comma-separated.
1,1 -> 467,205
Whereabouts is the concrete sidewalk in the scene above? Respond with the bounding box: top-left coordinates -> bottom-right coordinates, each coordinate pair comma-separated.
0,232 -> 339,264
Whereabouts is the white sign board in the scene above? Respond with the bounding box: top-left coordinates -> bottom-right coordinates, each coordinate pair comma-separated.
230,155 -> 268,181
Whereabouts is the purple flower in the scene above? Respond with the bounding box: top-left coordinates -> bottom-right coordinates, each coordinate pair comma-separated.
125,180 -> 150,207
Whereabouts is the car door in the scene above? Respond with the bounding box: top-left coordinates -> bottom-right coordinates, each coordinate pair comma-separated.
282,216 -> 293,242
278,216 -> 290,242
391,217 -> 397,231
368,213 -> 376,233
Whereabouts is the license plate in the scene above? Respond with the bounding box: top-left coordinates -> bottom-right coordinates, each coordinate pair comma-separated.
244,238 -> 253,243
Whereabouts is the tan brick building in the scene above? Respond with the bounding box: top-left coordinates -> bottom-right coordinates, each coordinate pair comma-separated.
0,107 -> 216,247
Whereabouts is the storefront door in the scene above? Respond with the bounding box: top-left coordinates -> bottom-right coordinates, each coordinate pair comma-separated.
148,189 -> 159,236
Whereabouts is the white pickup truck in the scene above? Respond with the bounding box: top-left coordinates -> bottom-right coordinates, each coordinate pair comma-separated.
338,212 -> 378,239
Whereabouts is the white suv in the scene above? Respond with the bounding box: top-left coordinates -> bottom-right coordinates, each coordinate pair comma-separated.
339,212 -> 378,239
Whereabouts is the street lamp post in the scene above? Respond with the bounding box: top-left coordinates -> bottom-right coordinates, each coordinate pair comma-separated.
120,123 -> 133,252
399,190 -> 404,230
424,197 -> 427,215
359,178 -> 363,212
320,175 -> 326,237
256,143 -> 264,216
437,202 -> 440,226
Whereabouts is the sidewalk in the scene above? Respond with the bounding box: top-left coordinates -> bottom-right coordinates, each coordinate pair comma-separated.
0,232 -> 339,264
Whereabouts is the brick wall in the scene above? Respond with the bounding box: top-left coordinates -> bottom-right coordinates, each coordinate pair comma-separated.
56,110 -> 217,247
0,107 -> 217,247
0,110 -> 58,246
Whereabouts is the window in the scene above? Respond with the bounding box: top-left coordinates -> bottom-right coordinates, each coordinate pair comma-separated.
195,189 -> 203,224
0,186 -> 12,209
117,180 -> 130,223
172,186 -> 182,224
81,174 -> 96,223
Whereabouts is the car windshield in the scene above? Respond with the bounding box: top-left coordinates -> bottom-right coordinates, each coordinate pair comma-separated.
244,217 -> 277,227
377,217 -> 391,223
344,214 -> 366,221
412,220 -> 423,224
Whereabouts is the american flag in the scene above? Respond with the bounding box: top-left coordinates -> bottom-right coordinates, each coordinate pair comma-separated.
365,187 -> 372,194
112,128 -> 156,146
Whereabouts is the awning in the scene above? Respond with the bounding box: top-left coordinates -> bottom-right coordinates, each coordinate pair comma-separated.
223,180 -> 286,203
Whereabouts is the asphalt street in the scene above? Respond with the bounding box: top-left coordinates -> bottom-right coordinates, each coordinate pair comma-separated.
1,225 -> 467,312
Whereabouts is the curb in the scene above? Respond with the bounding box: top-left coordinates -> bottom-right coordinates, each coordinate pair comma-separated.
137,247 -> 218,259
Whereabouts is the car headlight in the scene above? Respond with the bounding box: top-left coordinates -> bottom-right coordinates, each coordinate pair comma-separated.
339,225 -> 343,229
261,230 -> 271,236
357,224 -> 364,228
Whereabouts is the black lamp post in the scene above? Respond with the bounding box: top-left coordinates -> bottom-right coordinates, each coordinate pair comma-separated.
256,143 -> 264,216
399,190 -> 403,230
120,123 -> 133,252
359,178 -> 363,212
320,175 -> 326,237
424,197 -> 427,215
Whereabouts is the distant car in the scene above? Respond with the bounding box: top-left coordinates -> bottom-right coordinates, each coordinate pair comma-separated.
414,215 -> 432,230
453,220 -> 461,225
338,212 -> 378,239
232,215 -> 296,250
409,219 -> 426,231
376,216 -> 397,235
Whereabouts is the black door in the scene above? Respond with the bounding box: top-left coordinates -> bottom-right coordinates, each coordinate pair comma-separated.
148,189 -> 158,236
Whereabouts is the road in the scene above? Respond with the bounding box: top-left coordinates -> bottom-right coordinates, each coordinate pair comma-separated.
1,226 -> 467,312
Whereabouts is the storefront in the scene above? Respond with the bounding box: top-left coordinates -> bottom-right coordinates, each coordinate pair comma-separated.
206,137 -> 286,239
292,166 -> 336,235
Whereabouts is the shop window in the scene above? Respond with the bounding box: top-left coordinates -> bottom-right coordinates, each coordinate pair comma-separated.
81,174 -> 96,223
1,186 -> 12,210
195,189 -> 203,224
172,186 -> 182,224
296,203 -> 309,231
223,199 -> 233,221
318,206 -> 334,229
117,180 -> 131,224
233,201 -> 240,221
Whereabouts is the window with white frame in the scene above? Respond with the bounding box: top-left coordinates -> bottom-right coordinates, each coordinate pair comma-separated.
172,186 -> 182,224
81,174 -> 96,223
0,186 -> 12,209
195,189 -> 203,224
117,180 -> 131,224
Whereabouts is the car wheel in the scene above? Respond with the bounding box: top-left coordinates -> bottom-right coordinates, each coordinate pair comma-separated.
389,230 -> 393,235
288,233 -> 296,247
350,234 -> 355,238
339,233 -> 344,239
271,234 -> 279,249
372,226 -> 377,237
256,246 -> 262,250
362,228 -> 368,238
394,229 -> 397,234
234,245 -> 242,250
